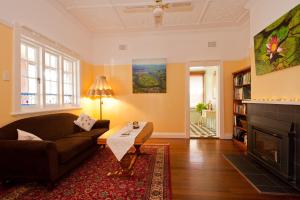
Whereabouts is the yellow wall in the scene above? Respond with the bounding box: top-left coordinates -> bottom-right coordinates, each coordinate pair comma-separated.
223,58 -> 251,135
0,21 -> 251,136
0,23 -> 13,127
96,64 -> 186,133
0,23 -> 95,127
92,59 -> 250,135
250,48 -> 300,99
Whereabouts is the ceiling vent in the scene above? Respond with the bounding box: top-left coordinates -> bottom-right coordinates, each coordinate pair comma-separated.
208,41 -> 217,48
118,44 -> 128,51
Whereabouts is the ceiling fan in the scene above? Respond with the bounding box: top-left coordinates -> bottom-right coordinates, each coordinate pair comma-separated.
123,0 -> 193,25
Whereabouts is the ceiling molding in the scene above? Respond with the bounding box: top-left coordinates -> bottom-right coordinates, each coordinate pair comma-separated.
91,21 -> 250,38
46,0 -> 92,34
109,0 -> 127,30
196,0 -> 211,24
54,0 -> 250,35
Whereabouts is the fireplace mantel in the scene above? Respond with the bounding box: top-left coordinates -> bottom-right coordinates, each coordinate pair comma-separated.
242,100 -> 300,106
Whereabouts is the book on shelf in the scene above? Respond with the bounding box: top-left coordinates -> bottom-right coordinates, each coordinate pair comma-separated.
243,72 -> 251,85
243,87 -> 251,99
234,87 -> 251,100
234,72 -> 251,86
234,74 -> 243,86
234,104 -> 246,115
233,127 -> 247,143
234,88 -> 243,100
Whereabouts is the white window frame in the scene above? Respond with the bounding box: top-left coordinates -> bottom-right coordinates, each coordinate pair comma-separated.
12,25 -> 81,115
20,40 -> 41,108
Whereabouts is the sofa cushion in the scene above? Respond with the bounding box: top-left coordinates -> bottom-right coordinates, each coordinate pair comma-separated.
67,128 -> 108,142
74,114 -> 96,131
55,137 -> 93,164
17,129 -> 43,141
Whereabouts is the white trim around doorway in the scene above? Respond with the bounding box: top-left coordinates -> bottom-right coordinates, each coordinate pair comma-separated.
185,60 -> 225,139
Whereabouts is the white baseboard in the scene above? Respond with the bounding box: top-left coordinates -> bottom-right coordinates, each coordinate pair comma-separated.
151,132 -> 187,139
220,133 -> 233,140
151,132 -> 232,139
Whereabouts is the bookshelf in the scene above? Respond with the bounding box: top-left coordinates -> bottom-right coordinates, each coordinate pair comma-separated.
232,67 -> 251,151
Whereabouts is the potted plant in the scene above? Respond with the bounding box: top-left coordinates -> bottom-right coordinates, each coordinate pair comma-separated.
196,103 -> 207,115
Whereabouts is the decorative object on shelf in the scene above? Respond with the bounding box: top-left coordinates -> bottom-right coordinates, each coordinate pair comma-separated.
195,102 -> 207,115
254,4 -> 300,75
133,121 -> 140,129
207,101 -> 213,110
132,58 -> 166,93
87,76 -> 113,120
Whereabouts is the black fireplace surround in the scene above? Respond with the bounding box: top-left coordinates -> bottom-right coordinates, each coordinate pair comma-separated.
247,103 -> 300,190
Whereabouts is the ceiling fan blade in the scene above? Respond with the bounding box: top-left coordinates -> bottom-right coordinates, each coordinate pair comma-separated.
165,2 -> 193,12
123,5 -> 153,13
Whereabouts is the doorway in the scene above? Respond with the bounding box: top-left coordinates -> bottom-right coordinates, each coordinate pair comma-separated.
186,62 -> 222,138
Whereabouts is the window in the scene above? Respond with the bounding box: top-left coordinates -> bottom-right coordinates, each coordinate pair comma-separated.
189,72 -> 204,108
20,42 -> 40,106
15,32 -> 80,114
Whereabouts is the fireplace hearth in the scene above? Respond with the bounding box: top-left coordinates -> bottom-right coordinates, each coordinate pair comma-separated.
246,103 -> 300,190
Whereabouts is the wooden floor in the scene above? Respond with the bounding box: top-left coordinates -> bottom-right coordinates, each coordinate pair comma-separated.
145,139 -> 300,200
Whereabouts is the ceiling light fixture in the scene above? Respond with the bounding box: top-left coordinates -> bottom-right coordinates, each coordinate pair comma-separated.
153,6 -> 164,17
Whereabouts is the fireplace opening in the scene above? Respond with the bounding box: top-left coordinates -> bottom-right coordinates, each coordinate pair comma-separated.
253,129 -> 281,170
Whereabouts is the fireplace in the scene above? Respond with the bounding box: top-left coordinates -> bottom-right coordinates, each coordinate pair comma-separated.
246,102 -> 299,190
253,129 -> 282,170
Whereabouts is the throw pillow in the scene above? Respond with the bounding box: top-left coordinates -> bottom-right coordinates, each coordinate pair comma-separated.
17,129 -> 43,141
74,114 -> 96,131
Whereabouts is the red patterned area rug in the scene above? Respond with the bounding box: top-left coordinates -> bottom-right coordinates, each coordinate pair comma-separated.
0,145 -> 171,200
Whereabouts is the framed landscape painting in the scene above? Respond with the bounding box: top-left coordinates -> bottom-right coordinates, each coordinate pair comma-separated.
254,4 -> 300,75
132,58 -> 167,93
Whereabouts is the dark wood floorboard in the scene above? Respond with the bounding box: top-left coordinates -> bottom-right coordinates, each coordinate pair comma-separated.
145,139 -> 300,200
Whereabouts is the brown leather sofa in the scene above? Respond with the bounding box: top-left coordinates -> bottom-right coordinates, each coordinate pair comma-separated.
0,113 -> 109,187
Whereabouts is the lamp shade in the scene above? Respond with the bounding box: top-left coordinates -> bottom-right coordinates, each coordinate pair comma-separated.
87,76 -> 113,97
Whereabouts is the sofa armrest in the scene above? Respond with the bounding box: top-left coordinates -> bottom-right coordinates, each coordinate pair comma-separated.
92,120 -> 110,130
0,140 -> 59,181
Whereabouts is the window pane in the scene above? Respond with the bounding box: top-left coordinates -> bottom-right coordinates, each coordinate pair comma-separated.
190,75 -> 204,108
64,95 -> 72,104
27,46 -> 36,62
21,60 -> 28,77
51,82 -> 58,94
64,73 -> 72,84
45,69 -> 57,81
45,81 -> 57,95
45,52 -> 50,66
28,78 -> 37,93
46,95 -> 57,105
21,93 -> 37,105
64,83 -> 72,95
64,60 -> 72,72
28,64 -> 37,78
21,77 -> 28,93
51,70 -> 57,81
50,55 -> 57,68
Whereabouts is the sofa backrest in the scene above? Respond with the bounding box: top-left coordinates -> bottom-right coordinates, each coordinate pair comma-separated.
0,113 -> 81,141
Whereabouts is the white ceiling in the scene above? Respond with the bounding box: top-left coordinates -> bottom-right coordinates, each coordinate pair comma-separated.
54,0 -> 250,34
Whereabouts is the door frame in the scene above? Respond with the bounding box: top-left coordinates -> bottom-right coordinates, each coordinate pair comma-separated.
185,60 -> 224,139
